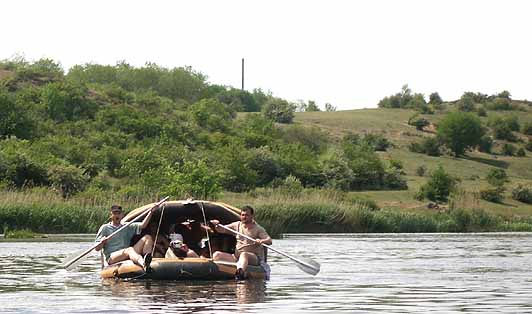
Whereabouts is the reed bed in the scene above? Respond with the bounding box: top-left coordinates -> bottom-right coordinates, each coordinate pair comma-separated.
2,188 -> 532,236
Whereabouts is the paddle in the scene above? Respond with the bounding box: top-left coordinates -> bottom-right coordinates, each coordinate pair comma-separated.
214,223 -> 320,276
62,196 -> 169,270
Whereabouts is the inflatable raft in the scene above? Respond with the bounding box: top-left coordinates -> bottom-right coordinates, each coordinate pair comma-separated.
99,200 -> 269,280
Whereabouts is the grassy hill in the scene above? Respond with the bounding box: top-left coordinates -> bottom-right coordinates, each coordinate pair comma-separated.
294,107 -> 532,218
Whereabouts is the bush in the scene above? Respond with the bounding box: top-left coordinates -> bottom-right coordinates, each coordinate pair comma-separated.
48,164 -> 89,198
477,106 -> 487,117
416,166 -> 457,203
274,175 -> 304,196
501,143 -> 516,156
480,187 -> 504,203
416,165 -> 427,176
511,184 -> 532,204
362,133 -> 392,151
408,114 -> 430,131
321,152 -> 354,191
478,135 -> 493,153
486,168 -> 508,187
516,147 -> 526,157
437,112 -> 484,156
522,121 -> 532,135
525,140 -> 532,152
486,97 -> 512,110
262,98 -> 295,123
164,159 -> 221,200
408,137 -> 441,156
429,92 -> 443,105
383,165 -> 408,190
457,94 -> 475,112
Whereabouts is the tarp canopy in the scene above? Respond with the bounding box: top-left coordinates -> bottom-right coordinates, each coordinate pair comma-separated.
123,200 -> 241,227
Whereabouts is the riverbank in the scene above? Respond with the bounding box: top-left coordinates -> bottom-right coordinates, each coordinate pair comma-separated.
2,189 -> 532,238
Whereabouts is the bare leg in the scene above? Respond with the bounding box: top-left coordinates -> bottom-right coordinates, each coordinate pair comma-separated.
212,251 -> 237,263
108,235 -> 154,267
236,252 -> 259,273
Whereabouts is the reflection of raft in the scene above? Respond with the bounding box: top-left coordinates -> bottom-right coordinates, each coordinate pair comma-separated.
99,200 -> 269,280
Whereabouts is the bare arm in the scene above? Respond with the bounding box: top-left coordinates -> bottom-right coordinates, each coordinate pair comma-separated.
140,205 -> 158,230
209,220 -> 236,234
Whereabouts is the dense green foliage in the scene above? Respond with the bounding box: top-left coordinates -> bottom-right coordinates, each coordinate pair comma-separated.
512,184 -> 532,204
416,166 -> 457,203
0,58 -> 407,200
378,85 -> 429,112
437,112 -> 484,156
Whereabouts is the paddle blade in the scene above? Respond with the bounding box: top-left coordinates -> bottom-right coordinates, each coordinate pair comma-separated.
295,257 -> 321,276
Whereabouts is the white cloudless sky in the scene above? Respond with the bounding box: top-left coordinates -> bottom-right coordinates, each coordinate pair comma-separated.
1,0 -> 531,110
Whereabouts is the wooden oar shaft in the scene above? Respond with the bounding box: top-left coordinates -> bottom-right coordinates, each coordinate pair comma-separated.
216,223 -> 319,272
63,196 -> 169,269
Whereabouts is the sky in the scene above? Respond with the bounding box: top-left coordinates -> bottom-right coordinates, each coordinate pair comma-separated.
1,0 -> 531,110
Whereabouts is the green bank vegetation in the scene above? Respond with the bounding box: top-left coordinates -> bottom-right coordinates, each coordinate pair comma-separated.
1,59 -> 532,236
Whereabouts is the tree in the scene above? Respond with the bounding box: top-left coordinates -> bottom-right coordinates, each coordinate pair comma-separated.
325,103 -> 337,112
416,165 -> 457,203
437,112 -> 484,157
429,92 -> 443,105
306,100 -> 321,112
457,94 -> 475,112
262,98 -> 295,123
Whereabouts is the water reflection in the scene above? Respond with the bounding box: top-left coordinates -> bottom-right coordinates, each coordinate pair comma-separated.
103,278 -> 266,307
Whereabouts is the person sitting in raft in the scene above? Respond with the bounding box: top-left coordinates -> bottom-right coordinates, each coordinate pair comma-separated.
95,204 -> 158,269
210,205 -> 272,280
164,232 -> 199,258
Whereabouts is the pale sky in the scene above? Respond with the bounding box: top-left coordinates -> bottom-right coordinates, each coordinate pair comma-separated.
1,0 -> 531,110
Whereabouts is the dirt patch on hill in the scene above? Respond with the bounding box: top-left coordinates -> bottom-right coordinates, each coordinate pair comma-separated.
0,69 -> 14,81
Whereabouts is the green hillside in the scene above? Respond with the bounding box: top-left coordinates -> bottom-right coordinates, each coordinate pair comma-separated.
1,57 -> 532,234
295,107 -> 532,217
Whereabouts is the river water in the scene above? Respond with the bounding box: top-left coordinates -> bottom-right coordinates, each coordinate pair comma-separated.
1,233 -> 532,313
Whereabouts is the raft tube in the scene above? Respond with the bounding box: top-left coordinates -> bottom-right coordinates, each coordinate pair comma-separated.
100,257 -> 269,280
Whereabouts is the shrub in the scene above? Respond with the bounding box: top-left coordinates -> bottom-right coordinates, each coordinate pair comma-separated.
416,165 -> 427,176
486,97 -> 512,110
383,165 -> 408,190
477,106 -> 487,117
429,92 -> 443,105
408,137 -> 441,156
525,140 -> 532,152
164,159 -> 221,200
408,114 -> 430,131
516,147 -> 526,157
480,187 -> 504,203
501,143 -> 516,156
457,94 -> 475,112
416,166 -> 457,203
262,98 -> 295,123
274,175 -> 304,196
321,153 -> 354,191
478,135 -> 493,153
486,168 -> 508,187
48,164 -> 89,198
511,184 -> 532,204
522,121 -> 532,135
362,133 -> 392,151
437,112 -> 484,156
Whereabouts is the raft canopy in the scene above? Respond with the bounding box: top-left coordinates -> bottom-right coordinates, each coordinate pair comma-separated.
122,200 -> 241,227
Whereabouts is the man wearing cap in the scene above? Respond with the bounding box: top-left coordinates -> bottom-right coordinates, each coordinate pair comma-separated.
95,204 -> 157,269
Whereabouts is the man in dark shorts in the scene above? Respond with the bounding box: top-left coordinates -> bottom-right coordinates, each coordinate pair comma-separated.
210,206 -> 272,280
95,204 -> 157,269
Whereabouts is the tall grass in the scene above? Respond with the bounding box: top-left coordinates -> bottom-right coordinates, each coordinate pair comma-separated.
2,187 -> 532,235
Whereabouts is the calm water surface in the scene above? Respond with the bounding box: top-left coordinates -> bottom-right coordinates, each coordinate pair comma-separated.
1,233 -> 532,313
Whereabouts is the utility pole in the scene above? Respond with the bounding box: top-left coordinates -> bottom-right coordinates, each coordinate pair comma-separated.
241,58 -> 244,90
